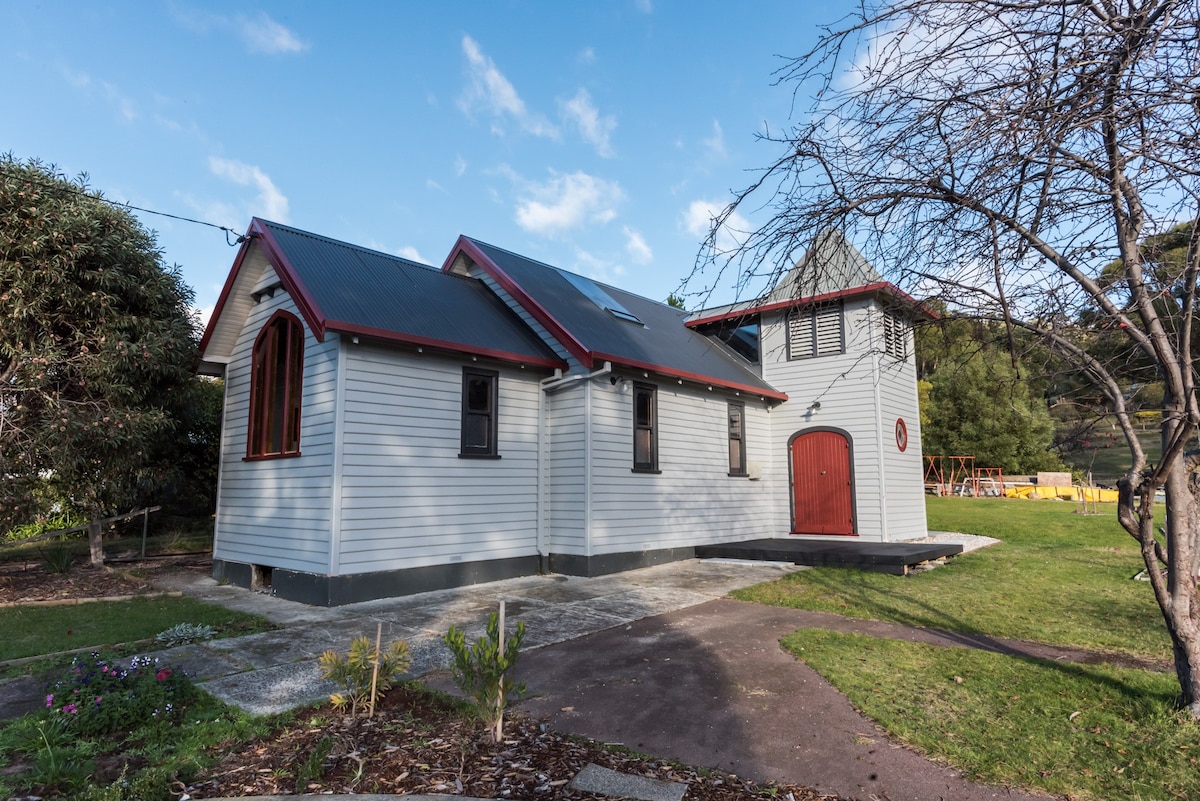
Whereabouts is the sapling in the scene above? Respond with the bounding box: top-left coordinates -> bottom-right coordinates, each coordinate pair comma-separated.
444,601 -> 526,742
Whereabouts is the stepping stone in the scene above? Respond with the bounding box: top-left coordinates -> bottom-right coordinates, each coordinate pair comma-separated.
569,763 -> 687,801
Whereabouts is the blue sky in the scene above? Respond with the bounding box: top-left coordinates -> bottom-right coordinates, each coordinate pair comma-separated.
3,1 -> 837,323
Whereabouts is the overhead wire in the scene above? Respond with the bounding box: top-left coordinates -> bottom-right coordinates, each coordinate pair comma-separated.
0,167 -> 246,245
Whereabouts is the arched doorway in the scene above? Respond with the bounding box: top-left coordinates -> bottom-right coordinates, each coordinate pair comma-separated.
789,429 -> 855,535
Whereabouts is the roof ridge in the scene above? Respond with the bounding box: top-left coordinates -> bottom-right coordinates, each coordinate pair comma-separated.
466,235 -> 649,300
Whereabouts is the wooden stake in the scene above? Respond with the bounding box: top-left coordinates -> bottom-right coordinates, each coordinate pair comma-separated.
368,621 -> 382,718
496,600 -> 506,742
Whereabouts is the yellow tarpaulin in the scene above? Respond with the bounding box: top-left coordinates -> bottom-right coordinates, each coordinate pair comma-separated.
1004,485 -> 1119,502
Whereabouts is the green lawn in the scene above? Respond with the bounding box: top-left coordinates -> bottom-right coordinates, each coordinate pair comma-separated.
0,596 -> 273,662
783,630 -> 1197,801
733,495 -> 1170,660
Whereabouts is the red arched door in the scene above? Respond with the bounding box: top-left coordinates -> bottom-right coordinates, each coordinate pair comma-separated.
790,430 -> 855,535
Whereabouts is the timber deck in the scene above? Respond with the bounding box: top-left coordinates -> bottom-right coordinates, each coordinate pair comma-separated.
696,538 -> 964,575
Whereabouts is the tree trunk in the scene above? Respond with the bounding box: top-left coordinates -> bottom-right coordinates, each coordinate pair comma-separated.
87,520 -> 104,567
1157,429 -> 1200,716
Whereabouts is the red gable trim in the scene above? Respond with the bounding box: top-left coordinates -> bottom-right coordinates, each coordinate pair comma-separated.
685,282 -> 933,328
442,236 -> 593,365
199,218 -> 329,354
328,320 -> 567,370
591,351 -> 789,402
249,219 -> 328,341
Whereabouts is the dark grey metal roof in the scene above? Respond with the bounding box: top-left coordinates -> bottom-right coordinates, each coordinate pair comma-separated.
466,238 -> 783,397
261,221 -> 562,367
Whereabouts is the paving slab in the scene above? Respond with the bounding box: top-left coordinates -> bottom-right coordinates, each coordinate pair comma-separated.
570,763 -> 687,801
200,661 -> 336,716
587,587 -> 717,623
152,643 -> 246,680
513,603 -> 626,649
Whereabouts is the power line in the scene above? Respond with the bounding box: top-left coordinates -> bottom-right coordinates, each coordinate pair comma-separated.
2,167 -> 246,246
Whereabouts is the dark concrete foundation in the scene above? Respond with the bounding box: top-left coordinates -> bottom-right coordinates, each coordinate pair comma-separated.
549,546 -> 696,578
213,555 -> 538,606
213,544 -> 700,606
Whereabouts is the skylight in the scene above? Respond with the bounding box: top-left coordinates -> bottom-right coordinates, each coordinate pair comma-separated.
561,271 -> 644,325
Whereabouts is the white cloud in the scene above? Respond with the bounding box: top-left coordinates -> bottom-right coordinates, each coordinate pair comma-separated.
635,0 -> 654,13
454,155 -> 468,177
459,35 -> 557,138
209,156 -> 290,223
572,248 -> 626,283
171,6 -> 307,55
426,178 -> 446,193
578,46 -> 597,65
512,170 -> 624,236
396,245 -> 426,263
237,12 -> 309,54
193,303 -> 216,330
561,88 -> 616,158
59,66 -> 138,121
702,120 -> 727,161
683,199 -> 749,254
623,226 -> 653,265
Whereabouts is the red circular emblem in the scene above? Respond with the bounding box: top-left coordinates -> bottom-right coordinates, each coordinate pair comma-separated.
895,418 -> 908,452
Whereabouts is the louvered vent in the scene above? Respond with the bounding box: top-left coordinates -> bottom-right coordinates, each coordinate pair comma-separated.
787,302 -> 844,359
882,311 -> 907,359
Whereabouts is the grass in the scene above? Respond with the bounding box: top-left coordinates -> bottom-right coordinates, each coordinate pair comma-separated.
0,595 -> 273,663
781,630 -> 1198,801
732,495 -> 1171,660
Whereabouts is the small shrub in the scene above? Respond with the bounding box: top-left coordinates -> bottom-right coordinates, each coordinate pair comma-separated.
40,543 -> 75,574
154,622 -> 217,647
45,652 -> 199,736
445,610 -> 526,741
318,636 -> 412,715
5,509 -> 85,542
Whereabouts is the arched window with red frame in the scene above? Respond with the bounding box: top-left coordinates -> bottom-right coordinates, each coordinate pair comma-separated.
247,310 -> 304,458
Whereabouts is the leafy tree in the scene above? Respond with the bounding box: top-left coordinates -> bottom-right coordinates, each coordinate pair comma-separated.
0,156 -> 198,559
921,345 -> 1063,474
695,2 -> 1200,713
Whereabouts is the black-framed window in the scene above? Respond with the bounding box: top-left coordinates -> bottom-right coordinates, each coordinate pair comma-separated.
787,301 -> 844,360
727,401 -> 747,476
632,382 -> 659,472
460,367 -> 499,458
247,310 -> 303,458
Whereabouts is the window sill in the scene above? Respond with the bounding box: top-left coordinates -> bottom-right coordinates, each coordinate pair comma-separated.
244,451 -> 302,462
728,471 -> 748,478
458,453 -> 501,460
631,467 -> 662,474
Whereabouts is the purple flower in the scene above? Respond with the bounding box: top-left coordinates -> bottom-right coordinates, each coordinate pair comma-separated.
45,694 -> 54,708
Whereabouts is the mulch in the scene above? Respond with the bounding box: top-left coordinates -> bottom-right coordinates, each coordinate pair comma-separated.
187,685 -> 841,801
0,553 -> 213,605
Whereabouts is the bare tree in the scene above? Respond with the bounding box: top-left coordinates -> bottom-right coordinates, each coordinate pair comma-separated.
694,0 -> 1200,713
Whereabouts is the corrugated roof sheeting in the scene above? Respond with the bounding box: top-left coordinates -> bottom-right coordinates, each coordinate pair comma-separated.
262,222 -> 560,364
468,239 -> 780,395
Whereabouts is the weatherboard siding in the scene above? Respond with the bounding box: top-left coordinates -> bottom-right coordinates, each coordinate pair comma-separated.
335,346 -> 541,574
587,382 -> 777,554
546,384 -> 588,555
759,299 -> 927,542
213,268 -> 337,574
468,265 -> 580,368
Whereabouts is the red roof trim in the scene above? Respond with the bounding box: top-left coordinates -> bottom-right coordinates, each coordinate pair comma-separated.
685,282 -> 933,328
198,226 -> 255,354
249,219 -> 329,341
591,351 -> 789,402
329,320 -> 567,371
443,236 -> 593,365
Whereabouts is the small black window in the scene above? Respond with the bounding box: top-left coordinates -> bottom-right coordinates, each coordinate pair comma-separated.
632,382 -> 659,472
727,401 -> 747,476
460,367 -> 499,458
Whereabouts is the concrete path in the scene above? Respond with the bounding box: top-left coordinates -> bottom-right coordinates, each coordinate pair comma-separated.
106,559 -> 804,715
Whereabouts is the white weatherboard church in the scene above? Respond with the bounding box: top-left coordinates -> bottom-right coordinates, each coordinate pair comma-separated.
199,221 -> 928,605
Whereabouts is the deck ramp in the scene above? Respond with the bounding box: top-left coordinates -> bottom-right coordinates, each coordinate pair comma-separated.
696,538 -> 963,575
